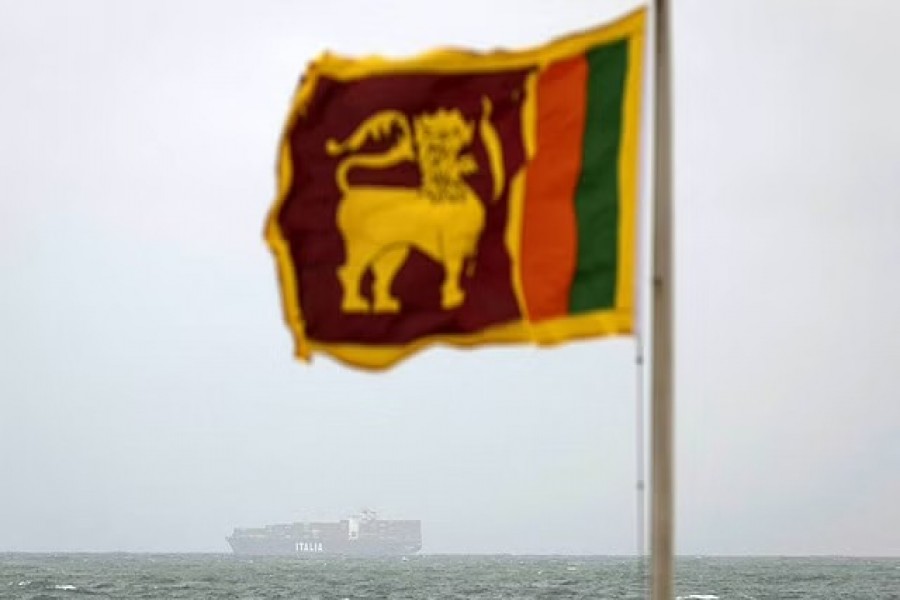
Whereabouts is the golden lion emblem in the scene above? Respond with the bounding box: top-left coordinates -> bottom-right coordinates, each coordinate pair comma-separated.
326,98 -> 504,313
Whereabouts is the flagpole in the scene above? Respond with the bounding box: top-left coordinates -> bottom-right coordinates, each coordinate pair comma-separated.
650,0 -> 674,599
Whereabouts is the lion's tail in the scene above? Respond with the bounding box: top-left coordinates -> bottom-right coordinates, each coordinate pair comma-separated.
480,97 -> 505,202
326,110 -> 414,193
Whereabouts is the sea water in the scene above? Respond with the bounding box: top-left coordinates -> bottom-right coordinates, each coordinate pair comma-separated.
0,554 -> 896,599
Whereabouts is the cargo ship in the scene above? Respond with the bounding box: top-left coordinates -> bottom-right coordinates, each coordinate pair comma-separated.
226,509 -> 422,556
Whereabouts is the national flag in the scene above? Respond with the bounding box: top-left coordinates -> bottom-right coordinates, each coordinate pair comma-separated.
265,9 -> 645,369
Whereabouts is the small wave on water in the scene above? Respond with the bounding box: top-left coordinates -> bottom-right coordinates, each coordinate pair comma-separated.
54,584 -> 78,591
677,595 -> 719,600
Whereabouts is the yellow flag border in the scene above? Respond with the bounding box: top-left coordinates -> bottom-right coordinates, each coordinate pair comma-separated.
264,8 -> 645,370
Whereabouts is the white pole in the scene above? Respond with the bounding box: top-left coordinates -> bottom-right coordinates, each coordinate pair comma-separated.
650,0 -> 675,599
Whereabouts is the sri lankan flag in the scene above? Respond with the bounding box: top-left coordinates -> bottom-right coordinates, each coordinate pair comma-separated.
265,10 -> 645,369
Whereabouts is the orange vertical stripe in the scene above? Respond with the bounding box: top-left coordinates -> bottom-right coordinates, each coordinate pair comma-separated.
521,56 -> 588,322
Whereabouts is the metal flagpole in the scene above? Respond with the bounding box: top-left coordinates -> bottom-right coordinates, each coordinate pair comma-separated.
650,0 -> 675,599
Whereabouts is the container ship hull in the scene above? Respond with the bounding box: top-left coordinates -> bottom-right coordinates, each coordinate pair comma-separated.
227,514 -> 421,557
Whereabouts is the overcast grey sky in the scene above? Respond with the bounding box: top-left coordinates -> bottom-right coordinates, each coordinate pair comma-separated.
1,0 -> 898,556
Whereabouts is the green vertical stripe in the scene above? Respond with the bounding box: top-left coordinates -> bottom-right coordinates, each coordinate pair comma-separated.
569,40 -> 628,314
